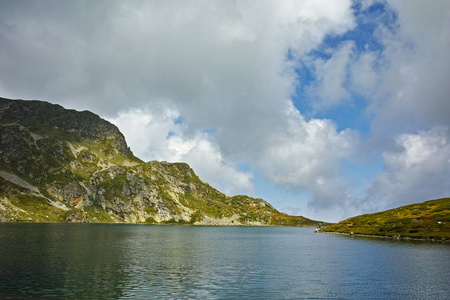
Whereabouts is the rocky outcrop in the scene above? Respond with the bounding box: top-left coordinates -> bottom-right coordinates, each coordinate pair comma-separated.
0,97 -> 328,227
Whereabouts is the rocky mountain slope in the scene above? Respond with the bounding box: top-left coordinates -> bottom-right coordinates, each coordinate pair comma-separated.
0,97 -> 327,226
318,198 -> 450,241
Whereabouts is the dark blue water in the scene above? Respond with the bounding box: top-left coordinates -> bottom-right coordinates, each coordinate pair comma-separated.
0,224 -> 448,299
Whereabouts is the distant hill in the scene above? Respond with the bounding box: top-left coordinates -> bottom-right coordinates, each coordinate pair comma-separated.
319,198 -> 450,241
0,97 -> 328,227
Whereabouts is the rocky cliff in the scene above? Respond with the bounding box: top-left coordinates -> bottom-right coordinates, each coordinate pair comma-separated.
0,97 -> 327,226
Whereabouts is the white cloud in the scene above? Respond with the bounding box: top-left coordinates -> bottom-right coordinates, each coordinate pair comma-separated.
108,106 -> 254,196
350,51 -> 379,98
255,101 -> 359,209
0,1 -> 355,120
108,104 -> 180,160
167,135 -> 254,196
306,41 -> 355,110
353,1 -> 450,135
366,127 -> 450,211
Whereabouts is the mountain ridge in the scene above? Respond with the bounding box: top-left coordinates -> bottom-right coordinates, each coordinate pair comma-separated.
0,97 -> 328,226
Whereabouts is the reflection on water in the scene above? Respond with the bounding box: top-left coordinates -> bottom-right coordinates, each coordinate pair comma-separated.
0,224 -> 448,299
0,224 -> 127,298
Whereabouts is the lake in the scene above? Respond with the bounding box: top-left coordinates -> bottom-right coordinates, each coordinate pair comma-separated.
0,224 -> 448,299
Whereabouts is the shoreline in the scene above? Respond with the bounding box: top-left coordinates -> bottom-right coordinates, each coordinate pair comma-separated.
0,220 -> 318,228
318,230 -> 450,243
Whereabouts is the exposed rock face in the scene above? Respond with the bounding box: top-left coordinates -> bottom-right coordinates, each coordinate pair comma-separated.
0,97 -> 328,227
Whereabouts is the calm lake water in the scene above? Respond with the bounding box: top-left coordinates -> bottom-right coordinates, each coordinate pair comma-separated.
0,224 -> 448,299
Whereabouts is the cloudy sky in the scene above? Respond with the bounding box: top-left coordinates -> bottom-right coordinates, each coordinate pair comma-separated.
1,0 -> 449,221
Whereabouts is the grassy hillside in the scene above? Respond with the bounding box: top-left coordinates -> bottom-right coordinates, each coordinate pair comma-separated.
320,198 -> 450,241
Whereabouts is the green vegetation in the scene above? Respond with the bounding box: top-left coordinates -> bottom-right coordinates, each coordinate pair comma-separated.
269,213 -> 326,227
189,210 -> 204,224
82,206 -> 118,223
320,198 -> 450,240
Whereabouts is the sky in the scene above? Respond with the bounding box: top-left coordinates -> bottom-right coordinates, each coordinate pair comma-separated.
1,0 -> 449,222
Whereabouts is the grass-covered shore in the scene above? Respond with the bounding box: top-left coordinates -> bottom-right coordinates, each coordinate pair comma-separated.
318,198 -> 450,241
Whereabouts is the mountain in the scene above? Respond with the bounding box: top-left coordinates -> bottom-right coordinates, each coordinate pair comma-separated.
0,97 -> 328,226
318,198 -> 450,241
